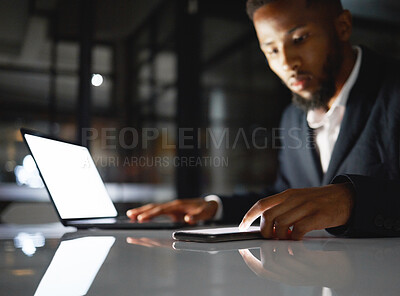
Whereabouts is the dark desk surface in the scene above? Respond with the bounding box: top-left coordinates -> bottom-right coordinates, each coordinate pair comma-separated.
1,223 -> 400,296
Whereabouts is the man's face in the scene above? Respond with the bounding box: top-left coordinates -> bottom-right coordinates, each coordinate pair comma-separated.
253,0 -> 343,110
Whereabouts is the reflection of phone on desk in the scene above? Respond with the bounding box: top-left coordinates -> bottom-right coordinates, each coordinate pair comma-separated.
172,226 -> 262,243
173,239 -> 262,254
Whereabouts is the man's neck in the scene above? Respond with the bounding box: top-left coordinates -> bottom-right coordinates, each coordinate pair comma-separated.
327,45 -> 358,109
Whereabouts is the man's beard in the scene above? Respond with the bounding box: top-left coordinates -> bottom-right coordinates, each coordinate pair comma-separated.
291,48 -> 343,112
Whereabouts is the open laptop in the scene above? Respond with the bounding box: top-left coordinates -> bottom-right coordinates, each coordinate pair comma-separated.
21,128 -> 184,229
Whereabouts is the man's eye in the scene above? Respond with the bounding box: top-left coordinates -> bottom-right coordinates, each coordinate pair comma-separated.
293,34 -> 309,44
267,48 -> 279,56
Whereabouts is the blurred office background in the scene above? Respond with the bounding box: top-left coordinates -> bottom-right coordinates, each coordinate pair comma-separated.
0,0 -> 399,223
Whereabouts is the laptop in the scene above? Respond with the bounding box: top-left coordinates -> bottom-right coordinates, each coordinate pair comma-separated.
21,128 -> 184,229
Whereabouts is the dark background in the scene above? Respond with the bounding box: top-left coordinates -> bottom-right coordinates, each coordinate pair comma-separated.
0,0 -> 399,205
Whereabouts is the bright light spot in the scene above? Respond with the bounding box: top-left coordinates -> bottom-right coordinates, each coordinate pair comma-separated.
14,232 -> 45,257
91,74 -> 103,87
322,287 -> 333,296
23,154 -> 36,169
14,155 -> 44,188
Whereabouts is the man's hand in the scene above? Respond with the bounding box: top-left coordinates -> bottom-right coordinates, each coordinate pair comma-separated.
239,183 -> 355,240
126,198 -> 218,225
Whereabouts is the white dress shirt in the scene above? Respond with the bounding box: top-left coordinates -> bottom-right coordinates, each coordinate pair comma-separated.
207,46 -> 363,219
307,46 -> 362,173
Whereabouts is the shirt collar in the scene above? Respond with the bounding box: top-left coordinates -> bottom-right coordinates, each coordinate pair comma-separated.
307,46 -> 362,129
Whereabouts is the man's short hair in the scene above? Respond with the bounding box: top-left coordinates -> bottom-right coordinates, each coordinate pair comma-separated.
246,0 -> 343,21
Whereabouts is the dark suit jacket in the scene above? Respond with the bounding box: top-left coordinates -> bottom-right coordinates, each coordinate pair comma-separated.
220,46 -> 400,237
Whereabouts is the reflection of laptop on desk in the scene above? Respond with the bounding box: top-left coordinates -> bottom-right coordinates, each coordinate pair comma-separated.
21,128 -> 183,229
34,236 -> 115,296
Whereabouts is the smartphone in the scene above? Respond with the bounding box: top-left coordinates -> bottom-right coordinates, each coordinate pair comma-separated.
172,226 -> 262,243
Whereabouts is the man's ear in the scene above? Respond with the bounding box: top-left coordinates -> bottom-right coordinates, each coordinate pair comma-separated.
335,10 -> 352,42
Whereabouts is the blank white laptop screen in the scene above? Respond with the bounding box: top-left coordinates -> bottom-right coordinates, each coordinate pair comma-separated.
24,134 -> 118,219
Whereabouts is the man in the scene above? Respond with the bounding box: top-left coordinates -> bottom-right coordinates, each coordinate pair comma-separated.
127,0 -> 400,240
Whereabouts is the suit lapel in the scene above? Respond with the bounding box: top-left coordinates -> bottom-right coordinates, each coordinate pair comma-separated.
322,47 -> 384,184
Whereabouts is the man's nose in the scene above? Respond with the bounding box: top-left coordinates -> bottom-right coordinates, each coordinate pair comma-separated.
281,48 -> 300,72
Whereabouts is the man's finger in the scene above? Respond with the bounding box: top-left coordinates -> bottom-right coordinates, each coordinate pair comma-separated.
291,215 -> 321,240
258,196 -> 307,238
137,204 -> 175,221
273,203 -> 315,239
184,201 -> 217,223
239,193 -> 287,230
127,203 -> 157,220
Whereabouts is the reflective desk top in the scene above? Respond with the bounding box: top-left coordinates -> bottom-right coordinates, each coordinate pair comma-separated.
1,223 -> 400,296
